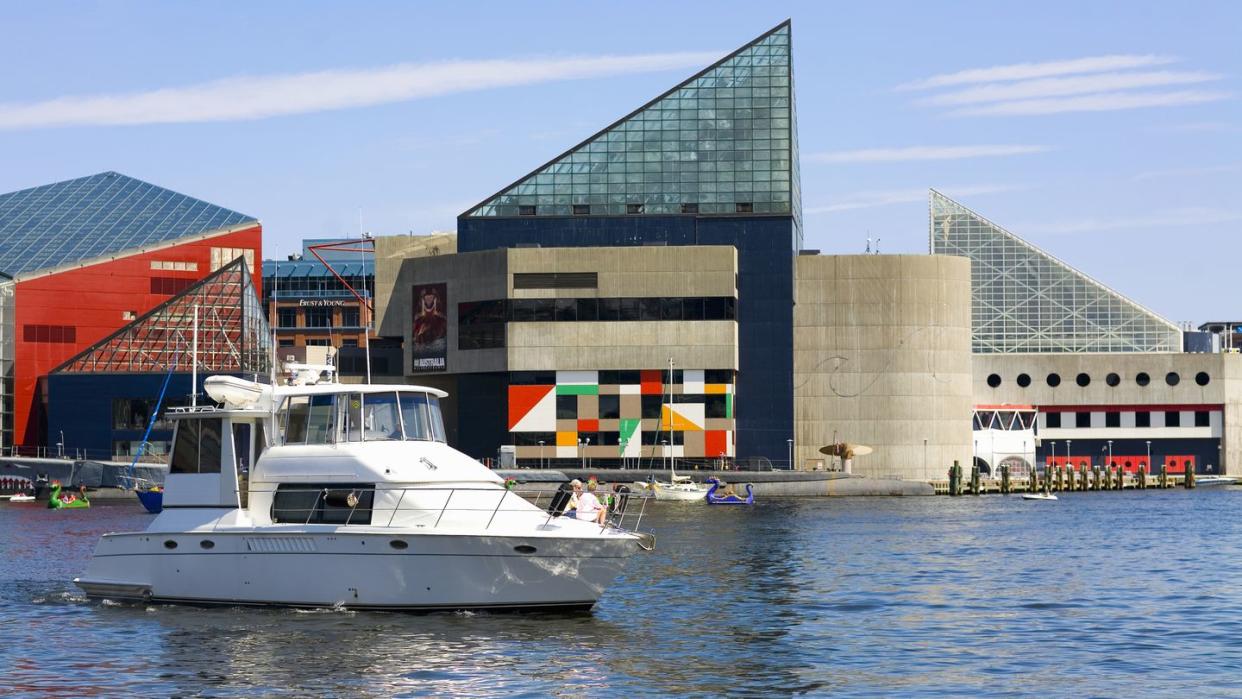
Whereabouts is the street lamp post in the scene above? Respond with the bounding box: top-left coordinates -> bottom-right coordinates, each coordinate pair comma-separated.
538,440 -> 544,469
1107,440 -> 1113,469
1067,439 -> 1073,469
1146,440 -> 1151,473
57,430 -> 64,459
661,440 -> 669,471
1051,441 -> 1056,470
786,438 -> 793,471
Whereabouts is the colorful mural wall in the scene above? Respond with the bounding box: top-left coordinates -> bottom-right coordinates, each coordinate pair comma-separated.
507,369 -> 735,462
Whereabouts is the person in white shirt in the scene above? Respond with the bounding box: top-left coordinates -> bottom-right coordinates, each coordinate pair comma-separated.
573,480 -> 607,525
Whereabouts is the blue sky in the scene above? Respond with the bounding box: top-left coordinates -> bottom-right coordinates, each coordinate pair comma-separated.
0,1 -> 1238,323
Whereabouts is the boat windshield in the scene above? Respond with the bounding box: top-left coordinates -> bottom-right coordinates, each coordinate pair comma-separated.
278,390 -> 447,445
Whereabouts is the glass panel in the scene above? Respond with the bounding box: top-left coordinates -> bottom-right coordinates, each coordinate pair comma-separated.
170,420 -> 200,474
282,396 -> 310,444
363,392 -> 402,441
338,392 -> 363,442
305,394 -> 335,444
399,392 -> 432,441
427,396 -> 446,443
198,418 -> 223,474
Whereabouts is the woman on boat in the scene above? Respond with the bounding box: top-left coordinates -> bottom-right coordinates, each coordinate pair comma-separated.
574,481 -> 608,525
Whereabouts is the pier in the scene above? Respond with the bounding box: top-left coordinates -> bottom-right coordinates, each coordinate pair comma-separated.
931,462 -> 1198,496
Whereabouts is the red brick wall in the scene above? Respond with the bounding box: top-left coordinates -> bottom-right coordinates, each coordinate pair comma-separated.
12,225 -> 261,445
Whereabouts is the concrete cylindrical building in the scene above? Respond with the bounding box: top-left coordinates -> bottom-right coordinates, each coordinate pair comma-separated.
794,254 -> 973,480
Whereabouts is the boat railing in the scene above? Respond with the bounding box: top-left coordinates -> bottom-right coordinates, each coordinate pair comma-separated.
241,485 -> 649,535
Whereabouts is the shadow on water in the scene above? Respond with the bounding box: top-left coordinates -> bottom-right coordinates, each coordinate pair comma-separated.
7,493 -> 1242,696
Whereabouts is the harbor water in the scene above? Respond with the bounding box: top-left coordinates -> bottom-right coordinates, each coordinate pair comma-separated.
4,490 -> 1242,697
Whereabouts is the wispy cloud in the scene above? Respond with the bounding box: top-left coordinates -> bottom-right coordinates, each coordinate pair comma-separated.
898,54 -> 1176,91
951,90 -> 1230,116
922,71 -> 1221,106
807,145 -> 1050,164
0,52 -> 720,130
1020,207 -> 1242,234
805,185 -> 1020,214
1133,163 -> 1242,181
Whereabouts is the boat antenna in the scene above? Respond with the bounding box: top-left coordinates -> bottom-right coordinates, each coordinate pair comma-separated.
191,304 -> 199,407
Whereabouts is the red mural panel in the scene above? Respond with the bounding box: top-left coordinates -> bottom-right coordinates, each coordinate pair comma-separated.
705,430 -> 728,458
1163,455 -> 1194,474
640,370 -> 662,395
577,419 -> 599,433
12,225 -> 261,445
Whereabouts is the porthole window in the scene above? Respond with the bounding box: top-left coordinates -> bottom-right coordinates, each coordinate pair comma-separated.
1166,372 -> 1180,386
1076,373 -> 1091,387
987,374 -> 1001,388
163,540 -> 178,549
1136,372 -> 1150,387
200,540 -> 215,550
1047,373 -> 1061,387
1195,371 -> 1210,386
1016,373 -> 1031,387
1106,373 -> 1120,387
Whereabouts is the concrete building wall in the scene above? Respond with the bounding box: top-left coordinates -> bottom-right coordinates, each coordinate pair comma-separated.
373,233 -> 457,339
974,352 -> 1242,474
794,254 -> 974,479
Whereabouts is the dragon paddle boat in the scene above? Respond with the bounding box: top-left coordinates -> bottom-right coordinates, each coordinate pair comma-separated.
48,482 -> 90,509
705,478 -> 754,505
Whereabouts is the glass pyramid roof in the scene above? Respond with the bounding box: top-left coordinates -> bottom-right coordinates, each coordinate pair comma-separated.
55,257 -> 272,374
462,21 -> 800,234
930,190 -> 1181,353
0,171 -> 256,277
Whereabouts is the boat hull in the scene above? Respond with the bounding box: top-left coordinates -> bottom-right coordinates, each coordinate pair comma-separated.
76,529 -> 637,611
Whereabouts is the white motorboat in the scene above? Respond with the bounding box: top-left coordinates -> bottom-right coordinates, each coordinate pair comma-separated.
1022,493 -> 1058,501
1193,475 -> 1239,488
76,372 -> 652,612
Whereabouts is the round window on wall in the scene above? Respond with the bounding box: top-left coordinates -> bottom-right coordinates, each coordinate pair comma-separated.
1195,371 -> 1210,386
987,374 -> 1001,388
1166,372 -> 1180,386
1136,372 -> 1150,386
1076,372 -> 1091,387
1106,373 -> 1120,387
1017,373 -> 1031,387
1047,373 -> 1061,387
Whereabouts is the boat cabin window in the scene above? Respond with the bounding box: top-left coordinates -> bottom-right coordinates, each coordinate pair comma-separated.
170,418 -> 223,474
277,390 -> 447,444
271,483 -> 375,525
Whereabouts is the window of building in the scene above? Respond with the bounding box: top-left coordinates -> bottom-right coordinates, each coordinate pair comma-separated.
150,260 -> 198,272
1195,371 -> 1210,386
986,374 -> 1001,388
277,308 -> 298,328
1016,373 -> 1031,387
556,395 -> 577,420
304,307 -> 332,328
278,339 -> 295,347
1105,412 -> 1120,428
518,205 -> 536,216
735,202 -> 754,213
1076,412 -> 1091,428
122,310 -> 137,321
626,203 -> 644,215
1136,411 -> 1151,428
705,395 -> 729,418
150,277 -> 195,295
210,247 -> 254,273
598,395 -> 620,420
681,203 -> 699,214
572,204 -> 591,215
1046,412 -> 1062,428
1195,411 -> 1210,427
340,338 -> 358,347
22,324 -> 77,343
305,339 -> 330,346
1166,372 -> 1180,386
704,369 -> 734,384
1165,411 -> 1180,427
1106,372 -> 1120,387
340,308 -> 360,327
514,273 -> 598,290
1136,372 -> 1150,386
641,395 -> 663,419
1076,373 -> 1091,387
1047,373 -> 1061,387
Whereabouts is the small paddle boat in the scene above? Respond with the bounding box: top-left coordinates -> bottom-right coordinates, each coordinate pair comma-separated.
47,482 -> 90,509
705,478 -> 754,505
135,487 -> 163,513
1021,493 -> 1058,501
7,493 -> 35,503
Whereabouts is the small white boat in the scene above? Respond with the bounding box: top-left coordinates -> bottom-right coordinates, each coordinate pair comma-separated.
1193,475 -> 1238,488
647,475 -> 708,501
1022,493 -> 1058,501
8,493 -> 35,503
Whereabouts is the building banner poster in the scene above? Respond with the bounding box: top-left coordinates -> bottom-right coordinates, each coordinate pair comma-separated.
411,283 -> 447,372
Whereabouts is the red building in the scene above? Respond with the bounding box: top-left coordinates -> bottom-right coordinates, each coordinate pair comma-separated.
0,172 -> 261,452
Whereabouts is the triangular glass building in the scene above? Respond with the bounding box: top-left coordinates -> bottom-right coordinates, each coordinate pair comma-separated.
930,190 -> 1181,353
0,171 -> 256,277
463,20 -> 801,244
55,257 -> 272,374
